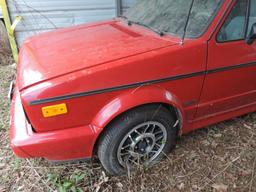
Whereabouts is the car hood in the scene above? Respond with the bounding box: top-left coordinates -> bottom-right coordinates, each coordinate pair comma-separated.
17,20 -> 177,90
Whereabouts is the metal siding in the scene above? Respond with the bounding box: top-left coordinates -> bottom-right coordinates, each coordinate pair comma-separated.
121,0 -> 137,14
6,0 -> 116,46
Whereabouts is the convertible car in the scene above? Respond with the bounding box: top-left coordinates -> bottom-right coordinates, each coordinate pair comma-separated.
9,0 -> 256,175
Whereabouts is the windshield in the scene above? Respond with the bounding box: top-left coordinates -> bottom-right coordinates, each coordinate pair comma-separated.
125,0 -> 224,38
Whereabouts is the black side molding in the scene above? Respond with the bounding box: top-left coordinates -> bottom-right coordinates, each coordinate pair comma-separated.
30,61 -> 256,106
29,71 -> 205,105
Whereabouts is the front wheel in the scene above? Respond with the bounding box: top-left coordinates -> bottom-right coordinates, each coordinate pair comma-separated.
97,104 -> 178,175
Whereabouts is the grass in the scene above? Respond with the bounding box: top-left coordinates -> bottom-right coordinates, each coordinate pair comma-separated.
0,58 -> 255,192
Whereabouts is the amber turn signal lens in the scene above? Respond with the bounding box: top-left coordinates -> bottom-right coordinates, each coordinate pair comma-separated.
42,103 -> 68,117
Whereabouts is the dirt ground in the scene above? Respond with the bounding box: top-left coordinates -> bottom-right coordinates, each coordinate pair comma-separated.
0,56 -> 255,192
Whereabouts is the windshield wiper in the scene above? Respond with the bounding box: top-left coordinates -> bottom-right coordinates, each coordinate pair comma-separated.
128,20 -> 165,37
119,15 -> 128,20
119,15 -> 164,37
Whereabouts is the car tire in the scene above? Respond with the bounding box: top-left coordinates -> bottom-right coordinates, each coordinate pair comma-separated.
0,20 -> 11,65
97,104 -> 178,175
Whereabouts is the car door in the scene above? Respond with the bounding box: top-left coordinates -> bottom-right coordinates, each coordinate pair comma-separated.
196,0 -> 256,118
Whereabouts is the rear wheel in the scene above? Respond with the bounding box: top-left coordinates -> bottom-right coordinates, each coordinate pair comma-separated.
97,104 -> 178,175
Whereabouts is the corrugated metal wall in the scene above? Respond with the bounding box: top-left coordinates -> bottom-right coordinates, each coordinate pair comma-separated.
120,0 -> 137,14
7,0 -> 116,46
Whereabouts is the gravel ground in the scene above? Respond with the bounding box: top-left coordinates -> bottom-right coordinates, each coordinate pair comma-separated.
0,58 -> 255,192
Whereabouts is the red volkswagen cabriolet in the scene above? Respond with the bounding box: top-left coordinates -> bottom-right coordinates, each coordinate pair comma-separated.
9,0 -> 256,175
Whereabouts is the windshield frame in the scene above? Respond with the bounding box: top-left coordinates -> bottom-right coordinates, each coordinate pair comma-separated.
123,0 -> 226,39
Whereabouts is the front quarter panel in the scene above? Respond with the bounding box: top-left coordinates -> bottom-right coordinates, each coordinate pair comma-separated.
91,85 -> 185,131
20,39 -> 206,133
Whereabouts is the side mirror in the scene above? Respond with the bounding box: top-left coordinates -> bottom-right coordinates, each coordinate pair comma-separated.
246,23 -> 256,45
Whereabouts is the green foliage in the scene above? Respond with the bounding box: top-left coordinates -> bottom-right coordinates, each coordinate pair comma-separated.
47,170 -> 90,192
12,158 -> 22,170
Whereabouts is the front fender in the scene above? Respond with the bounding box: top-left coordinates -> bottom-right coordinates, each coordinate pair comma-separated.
91,85 -> 185,132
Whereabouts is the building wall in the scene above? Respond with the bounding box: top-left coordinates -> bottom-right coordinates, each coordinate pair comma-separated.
0,7 -> 2,18
120,0 -> 137,14
7,0 -> 116,46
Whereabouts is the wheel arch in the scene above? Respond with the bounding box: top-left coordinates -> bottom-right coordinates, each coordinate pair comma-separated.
91,85 -> 185,154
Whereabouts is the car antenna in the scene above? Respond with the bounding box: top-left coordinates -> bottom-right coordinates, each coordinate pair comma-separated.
180,0 -> 195,45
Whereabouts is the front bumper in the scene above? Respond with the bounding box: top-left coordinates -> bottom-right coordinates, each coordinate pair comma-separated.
10,90 -> 97,161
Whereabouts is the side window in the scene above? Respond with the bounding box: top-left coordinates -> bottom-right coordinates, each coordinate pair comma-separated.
247,0 -> 256,34
217,0 -> 248,42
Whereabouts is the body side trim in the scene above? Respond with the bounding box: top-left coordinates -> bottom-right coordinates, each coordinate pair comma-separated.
29,61 -> 256,106
30,71 -> 205,105
207,61 -> 256,74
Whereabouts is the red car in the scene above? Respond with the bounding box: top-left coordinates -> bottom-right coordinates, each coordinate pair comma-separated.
10,0 -> 256,175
